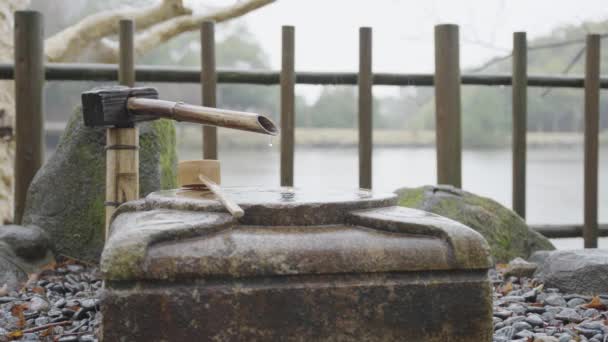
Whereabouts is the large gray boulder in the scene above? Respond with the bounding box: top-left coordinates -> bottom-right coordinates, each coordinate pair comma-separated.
0,225 -> 53,290
533,249 -> 608,295
396,185 -> 554,263
22,107 -> 177,262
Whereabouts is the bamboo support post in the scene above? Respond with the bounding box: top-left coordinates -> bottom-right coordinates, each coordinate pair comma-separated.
434,24 -> 462,188
201,21 -> 218,159
280,26 -> 295,187
583,34 -> 600,248
105,19 -> 139,238
512,32 -> 527,218
105,128 -> 138,239
358,27 -> 373,190
14,11 -> 44,224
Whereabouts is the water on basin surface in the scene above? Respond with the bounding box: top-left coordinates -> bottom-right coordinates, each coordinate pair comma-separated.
151,186 -> 397,206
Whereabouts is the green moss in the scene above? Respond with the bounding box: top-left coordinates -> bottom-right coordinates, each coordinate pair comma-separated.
51,134 -> 106,261
398,187 -> 425,207
139,119 -> 177,195
154,119 -> 177,190
55,107 -> 81,150
396,185 -> 555,262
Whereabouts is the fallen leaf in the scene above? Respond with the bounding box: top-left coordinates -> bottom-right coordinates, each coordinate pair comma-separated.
0,283 -> 7,296
500,281 -> 513,296
583,296 -> 607,311
10,303 -> 27,328
7,330 -> 23,340
20,272 -> 40,291
39,326 -> 54,337
31,286 -> 45,295
495,263 -> 508,272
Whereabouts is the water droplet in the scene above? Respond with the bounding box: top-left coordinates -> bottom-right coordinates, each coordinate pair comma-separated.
280,186 -> 296,201
357,188 -> 372,198
268,136 -> 273,147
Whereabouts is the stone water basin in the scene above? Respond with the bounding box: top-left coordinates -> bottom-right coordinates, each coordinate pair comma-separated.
101,187 -> 493,341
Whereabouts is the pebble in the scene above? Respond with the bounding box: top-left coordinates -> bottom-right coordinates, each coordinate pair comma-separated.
58,336 -> 79,342
28,296 -> 50,312
493,264 -> 608,342
494,309 -> 513,319
544,294 -> 567,307
55,297 -> 67,308
495,325 -> 515,339
0,260 -> 101,341
526,305 -> 546,314
513,321 -> 533,332
555,308 -> 583,323
66,264 -> 84,273
502,295 -> 526,303
566,297 -> 586,308
582,308 -> 599,318
507,303 -> 527,315
80,298 -> 100,309
534,337 -> 559,342
34,316 -> 50,325
525,313 -> 544,327
515,329 -> 534,338
0,296 -> 18,304
541,311 -> 556,322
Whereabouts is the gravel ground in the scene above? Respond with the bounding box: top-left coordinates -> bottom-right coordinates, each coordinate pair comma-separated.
491,266 -> 608,342
0,258 -> 100,342
1,260 -> 607,341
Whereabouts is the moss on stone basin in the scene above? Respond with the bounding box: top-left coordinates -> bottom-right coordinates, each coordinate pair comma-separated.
396,185 -> 555,263
22,107 -> 177,262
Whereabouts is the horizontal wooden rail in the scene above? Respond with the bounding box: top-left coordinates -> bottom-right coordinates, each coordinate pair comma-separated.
0,63 -> 608,88
532,224 -> 608,239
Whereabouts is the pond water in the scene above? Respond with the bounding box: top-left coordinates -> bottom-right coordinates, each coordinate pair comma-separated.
46,143 -> 607,249
179,145 -> 608,249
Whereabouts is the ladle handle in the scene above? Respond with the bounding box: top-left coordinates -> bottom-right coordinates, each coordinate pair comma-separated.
198,174 -> 244,218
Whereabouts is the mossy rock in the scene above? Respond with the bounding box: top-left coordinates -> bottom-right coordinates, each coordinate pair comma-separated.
395,185 -> 554,263
22,107 -> 177,262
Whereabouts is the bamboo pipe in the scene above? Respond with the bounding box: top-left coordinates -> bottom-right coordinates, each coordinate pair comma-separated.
127,98 -> 278,136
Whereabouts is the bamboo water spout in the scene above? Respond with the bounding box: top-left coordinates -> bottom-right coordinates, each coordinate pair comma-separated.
82,86 -> 278,135
81,85 -> 278,239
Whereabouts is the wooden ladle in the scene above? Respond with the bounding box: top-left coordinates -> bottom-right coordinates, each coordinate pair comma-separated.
178,160 -> 244,218
197,174 -> 244,218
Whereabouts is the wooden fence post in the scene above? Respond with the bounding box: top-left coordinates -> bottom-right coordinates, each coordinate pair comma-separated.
434,24 -> 462,188
105,19 -> 138,239
14,10 -> 44,224
583,34 -> 600,248
512,32 -> 527,218
280,26 -> 295,187
358,27 -> 373,190
201,21 -> 218,160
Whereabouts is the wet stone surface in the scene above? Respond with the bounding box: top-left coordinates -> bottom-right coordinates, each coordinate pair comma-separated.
0,259 -> 101,342
490,265 -> 608,342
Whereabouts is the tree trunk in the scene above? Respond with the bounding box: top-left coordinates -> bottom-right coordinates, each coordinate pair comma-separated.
0,0 -> 30,223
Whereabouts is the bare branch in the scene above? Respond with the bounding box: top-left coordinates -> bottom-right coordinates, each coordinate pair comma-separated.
45,0 -> 192,62
470,33 -> 608,73
541,24 -> 592,96
98,0 -> 276,63
541,45 -> 586,97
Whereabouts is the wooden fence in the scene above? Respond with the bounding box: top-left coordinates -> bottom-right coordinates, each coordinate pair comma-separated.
8,11 -> 607,245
